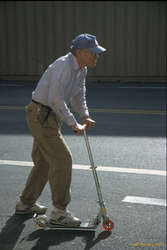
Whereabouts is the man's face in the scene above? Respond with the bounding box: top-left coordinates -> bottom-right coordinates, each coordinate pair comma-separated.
77,49 -> 100,68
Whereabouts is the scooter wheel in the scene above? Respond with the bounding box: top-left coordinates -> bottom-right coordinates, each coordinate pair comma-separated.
102,219 -> 114,231
35,215 -> 48,229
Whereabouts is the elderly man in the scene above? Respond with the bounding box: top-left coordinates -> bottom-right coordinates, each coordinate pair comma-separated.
15,34 -> 106,227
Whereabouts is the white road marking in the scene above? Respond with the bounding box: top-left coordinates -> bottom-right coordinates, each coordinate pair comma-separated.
0,160 -> 166,176
73,164 -> 166,176
0,84 -> 24,87
118,86 -> 166,89
1,160 -> 165,207
0,160 -> 33,167
122,196 -> 166,207
89,108 -> 166,115
0,105 -> 166,115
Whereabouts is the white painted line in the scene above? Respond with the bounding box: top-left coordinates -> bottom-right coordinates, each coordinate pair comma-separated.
118,86 -> 166,89
0,106 -> 166,115
0,160 -> 33,167
73,164 -> 166,176
122,196 -> 166,207
0,160 -> 166,176
89,108 -> 166,115
0,106 -> 24,110
0,84 -> 24,87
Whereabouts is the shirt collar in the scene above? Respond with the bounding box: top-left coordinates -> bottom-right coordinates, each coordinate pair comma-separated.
68,52 -> 79,71
69,52 -> 87,72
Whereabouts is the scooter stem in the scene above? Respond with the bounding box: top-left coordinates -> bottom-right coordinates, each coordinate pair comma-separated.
83,130 -> 105,210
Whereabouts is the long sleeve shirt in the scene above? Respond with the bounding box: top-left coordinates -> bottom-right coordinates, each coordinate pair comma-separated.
32,52 -> 90,126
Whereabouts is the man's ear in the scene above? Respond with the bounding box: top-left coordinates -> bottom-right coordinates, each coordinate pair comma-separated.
76,49 -> 81,57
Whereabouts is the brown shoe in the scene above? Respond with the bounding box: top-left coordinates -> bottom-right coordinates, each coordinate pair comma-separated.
49,208 -> 81,227
15,201 -> 47,215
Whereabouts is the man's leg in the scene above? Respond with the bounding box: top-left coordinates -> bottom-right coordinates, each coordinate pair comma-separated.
47,134 -> 72,210
20,139 -> 49,205
16,102 -> 74,220
26,124 -> 72,210
22,102 -> 72,209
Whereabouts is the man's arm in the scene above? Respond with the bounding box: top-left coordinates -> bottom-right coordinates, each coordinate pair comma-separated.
48,63 -> 88,134
70,83 -> 89,118
71,83 -> 95,128
48,63 -> 78,126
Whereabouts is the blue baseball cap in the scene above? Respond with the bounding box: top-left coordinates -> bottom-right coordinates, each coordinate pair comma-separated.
72,34 -> 106,54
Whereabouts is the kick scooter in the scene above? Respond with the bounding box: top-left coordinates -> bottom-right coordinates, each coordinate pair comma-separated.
34,129 -> 114,231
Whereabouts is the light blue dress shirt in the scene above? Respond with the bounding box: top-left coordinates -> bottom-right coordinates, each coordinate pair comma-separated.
32,53 -> 90,126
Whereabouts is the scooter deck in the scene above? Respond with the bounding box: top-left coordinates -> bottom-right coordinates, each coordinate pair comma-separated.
34,214 -> 98,231
46,222 -> 97,231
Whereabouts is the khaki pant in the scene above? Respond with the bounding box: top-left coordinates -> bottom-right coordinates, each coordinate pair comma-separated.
20,101 -> 72,210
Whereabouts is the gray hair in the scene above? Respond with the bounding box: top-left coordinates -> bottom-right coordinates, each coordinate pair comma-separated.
69,45 -> 78,56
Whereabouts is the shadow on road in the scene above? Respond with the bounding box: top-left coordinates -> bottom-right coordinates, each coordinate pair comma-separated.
0,213 -> 112,250
0,210 -> 165,250
0,110 -> 166,137
83,231 -> 112,250
24,228 -> 112,250
0,214 -> 33,250
0,82 -> 166,137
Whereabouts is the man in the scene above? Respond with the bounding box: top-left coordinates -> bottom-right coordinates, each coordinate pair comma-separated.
15,34 -> 106,227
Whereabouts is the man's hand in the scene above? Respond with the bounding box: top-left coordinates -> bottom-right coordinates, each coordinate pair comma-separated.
72,123 -> 86,135
83,117 -> 96,128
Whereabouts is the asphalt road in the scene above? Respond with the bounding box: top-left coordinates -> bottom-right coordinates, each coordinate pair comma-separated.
0,81 -> 166,250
